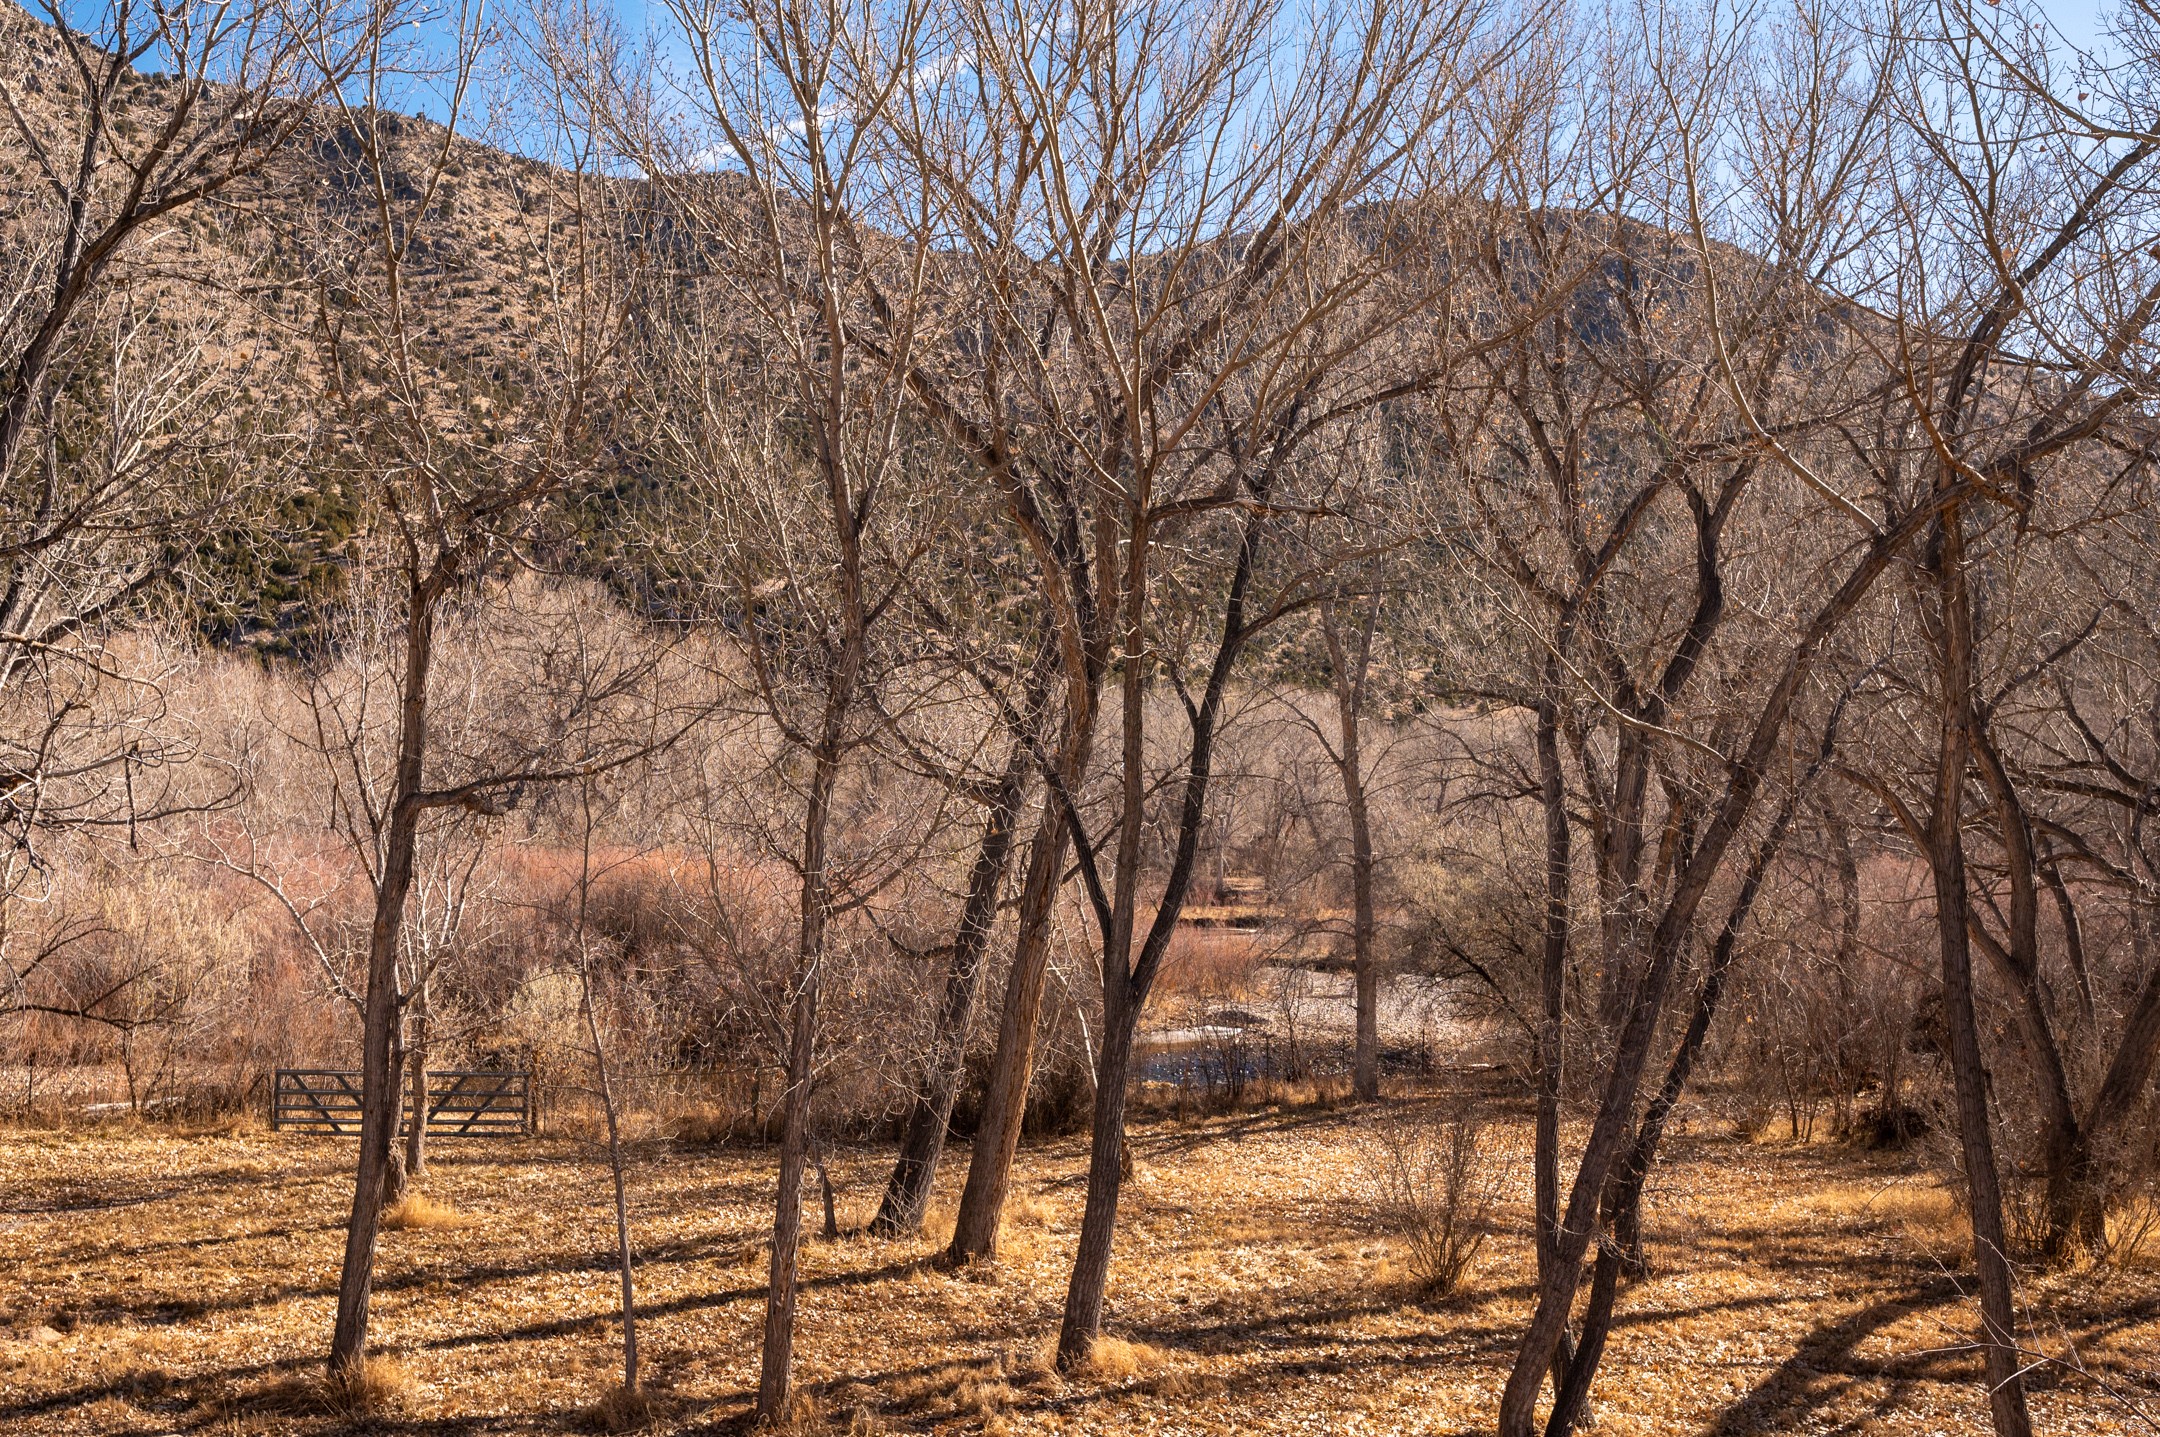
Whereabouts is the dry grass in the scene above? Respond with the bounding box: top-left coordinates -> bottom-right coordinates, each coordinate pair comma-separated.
1794,1177 -> 1974,1267
755,1388 -> 827,1433
1004,1192 -> 1059,1228
328,1354 -> 413,1416
1153,925 -> 1265,996
3,1105 -> 2157,1434
381,1189 -> 471,1231
583,1380 -> 655,1432
1074,1335 -> 1166,1380
240,1352 -> 414,1420
2103,1195 -> 2160,1270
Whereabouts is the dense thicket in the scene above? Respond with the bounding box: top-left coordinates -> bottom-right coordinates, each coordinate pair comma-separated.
5,0 -> 2160,1430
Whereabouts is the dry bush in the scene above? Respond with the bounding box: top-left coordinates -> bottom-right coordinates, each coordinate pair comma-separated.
665,1102 -> 737,1145
381,1191 -> 469,1231
1361,1094 -> 1510,1299
1153,925 -> 1265,998
497,970 -> 588,1086
14,850 -> 282,1118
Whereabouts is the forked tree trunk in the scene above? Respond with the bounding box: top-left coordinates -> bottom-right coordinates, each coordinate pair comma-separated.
871,751 -> 1028,1236
1055,508 -> 1253,1367
1546,705 -> 1839,1436
873,648 -> 1055,1237
1495,510 -> 1927,1437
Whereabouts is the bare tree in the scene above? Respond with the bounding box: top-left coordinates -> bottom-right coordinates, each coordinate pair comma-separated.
0,0 -> 377,1031
1425,9 -> 1999,1430
868,632 -> 1060,1237
609,0 -> 953,1412
867,0 -> 1520,1363
279,5 -> 672,1375
1817,9 -> 2160,1430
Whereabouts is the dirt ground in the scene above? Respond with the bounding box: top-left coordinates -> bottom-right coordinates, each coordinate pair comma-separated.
3,1096 -> 2157,1435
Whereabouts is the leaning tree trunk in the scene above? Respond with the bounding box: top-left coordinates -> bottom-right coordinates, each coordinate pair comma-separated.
1546,708 -> 1836,1437
872,669 -> 1048,1237
948,800 -> 1076,1261
328,820 -> 422,1370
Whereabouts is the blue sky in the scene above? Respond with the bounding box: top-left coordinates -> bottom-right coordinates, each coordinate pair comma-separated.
55,0 -> 2138,142
2046,0 -> 2113,54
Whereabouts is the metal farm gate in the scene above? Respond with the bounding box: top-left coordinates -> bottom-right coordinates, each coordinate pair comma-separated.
271,1069 -> 532,1137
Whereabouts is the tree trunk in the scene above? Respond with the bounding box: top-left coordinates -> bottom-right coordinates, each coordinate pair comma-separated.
948,793 -> 1077,1261
757,949 -> 820,1421
1054,1003 -> 1135,1367
1968,725 -> 2086,1261
404,970 -> 429,1181
1532,666 -> 1571,1326
1338,712 -> 1378,1103
329,807 -> 422,1370
1928,505 -> 2035,1437
872,706 -> 1041,1237
379,1017 -> 410,1211
581,963 -> 639,1392
756,731 -> 842,1424
328,587 -> 435,1373
1322,599 -> 1382,1101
